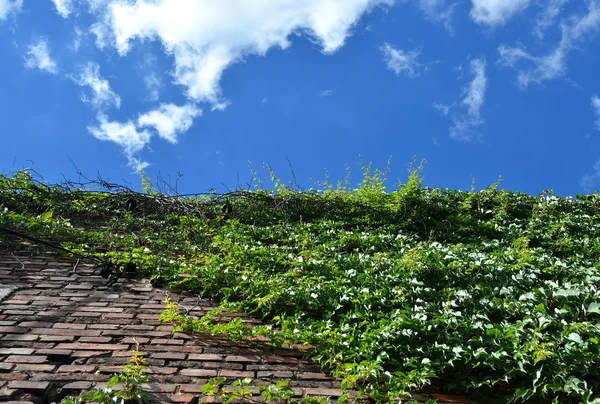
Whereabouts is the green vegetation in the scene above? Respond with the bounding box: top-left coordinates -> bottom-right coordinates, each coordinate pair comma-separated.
2,162 -> 600,403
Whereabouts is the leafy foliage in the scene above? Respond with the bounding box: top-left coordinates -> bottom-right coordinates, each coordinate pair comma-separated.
2,163 -> 600,403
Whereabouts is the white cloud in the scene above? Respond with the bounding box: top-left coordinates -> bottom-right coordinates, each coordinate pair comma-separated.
52,0 -> 74,18
88,114 -> 151,170
71,25 -> 83,52
581,158 -> 600,191
435,57 -> 487,141
470,0 -> 531,26
593,95 -> 600,130
92,0 -> 394,107
0,0 -> 21,20
320,89 -> 334,97
381,43 -> 422,77
417,0 -> 457,32
137,103 -> 201,143
24,39 -> 58,74
533,0 -> 569,38
498,1 -> 600,88
144,73 -> 162,102
69,62 -> 121,110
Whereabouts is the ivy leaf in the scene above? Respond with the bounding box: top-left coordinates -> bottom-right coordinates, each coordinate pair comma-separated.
587,302 -> 600,315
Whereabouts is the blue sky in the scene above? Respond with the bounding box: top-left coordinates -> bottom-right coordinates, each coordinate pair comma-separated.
1,0 -> 600,196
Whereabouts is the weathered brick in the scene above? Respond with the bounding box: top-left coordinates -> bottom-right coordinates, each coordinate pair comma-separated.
171,394 -> 196,403
145,367 -> 178,375
7,381 -> 49,390
257,371 -> 294,378
225,355 -> 260,363
219,370 -> 255,378
98,366 -> 124,373
0,348 -> 34,355
17,321 -> 53,328
35,349 -> 72,356
58,365 -> 96,373
305,388 -> 342,397
141,383 -> 177,393
0,321 -> 16,326
151,353 -> 186,361
53,323 -> 86,330
151,339 -> 184,345
121,337 -> 150,344
188,354 -> 222,361
3,334 -> 38,341
39,335 -> 75,342
0,363 -> 14,372
78,337 -> 113,343
14,364 -> 56,372
297,372 -> 331,380
265,356 -> 299,364
179,384 -> 205,393
181,369 -> 218,377
0,373 -> 28,381
80,307 -> 123,313
71,312 -> 102,317
29,328 -> 101,337
5,355 -> 47,364
0,326 -> 29,334
62,381 -> 93,390
56,343 -> 129,351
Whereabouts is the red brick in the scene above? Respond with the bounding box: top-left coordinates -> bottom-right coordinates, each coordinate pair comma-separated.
80,307 -> 123,313
121,337 -> 150,344
5,355 -> 47,364
142,383 -> 177,393
98,366 -> 124,373
105,313 -> 134,319
72,351 -> 108,358
0,373 -> 28,381
257,371 -> 294,378
58,365 -> 96,373
30,328 -> 101,337
181,369 -> 218,377
188,354 -> 222,361
265,356 -> 298,364
56,343 -> 130,351
0,348 -> 34,355
7,381 -> 49,390
0,321 -> 16,326
14,364 -> 56,372
0,363 -> 14,372
225,355 -> 260,363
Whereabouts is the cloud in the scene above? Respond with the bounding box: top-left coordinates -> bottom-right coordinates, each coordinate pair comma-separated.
68,62 -> 121,110
137,103 -> 201,143
381,43 -> 423,77
319,89 -> 334,97
435,57 -> 487,141
498,1 -> 600,88
593,95 -> 600,130
0,0 -> 21,20
144,73 -> 162,101
533,0 -> 569,38
23,39 -> 58,74
470,0 -> 531,26
88,114 -> 151,170
90,0 -> 394,108
52,0 -> 74,18
417,0 -> 457,32
582,158 -> 600,191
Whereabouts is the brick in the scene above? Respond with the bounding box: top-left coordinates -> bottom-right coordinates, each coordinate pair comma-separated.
0,373 -> 28,381
71,312 -> 102,317
78,337 -> 113,343
2,334 -> 38,341
0,321 -> 16,326
80,307 -> 123,313
141,383 -> 177,393
5,355 -> 47,363
56,343 -> 129,351
151,339 -> 184,345
219,370 -> 255,378
203,362 -> 243,370
29,328 -> 102,337
180,384 -> 204,393
39,335 -> 75,342
121,337 -> 150,344
17,321 -> 53,328
7,381 -> 49,390
0,326 -> 29,334
145,367 -> 178,375
62,381 -> 93,390
265,356 -> 298,364
257,371 -> 294,378
181,369 -> 218,377
58,365 -> 96,373
98,366 -> 124,373
53,323 -> 86,330
297,372 -> 331,380
35,349 -> 72,356
0,348 -> 34,355
151,353 -> 186,360
305,388 -> 343,397
188,354 -> 223,361
65,284 -> 94,290
104,313 -> 134,319
225,355 -> 260,363
14,364 -> 56,372
430,394 -> 469,403
171,394 -> 196,403
72,351 -> 107,358
0,363 -> 14,372
89,324 -> 120,330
